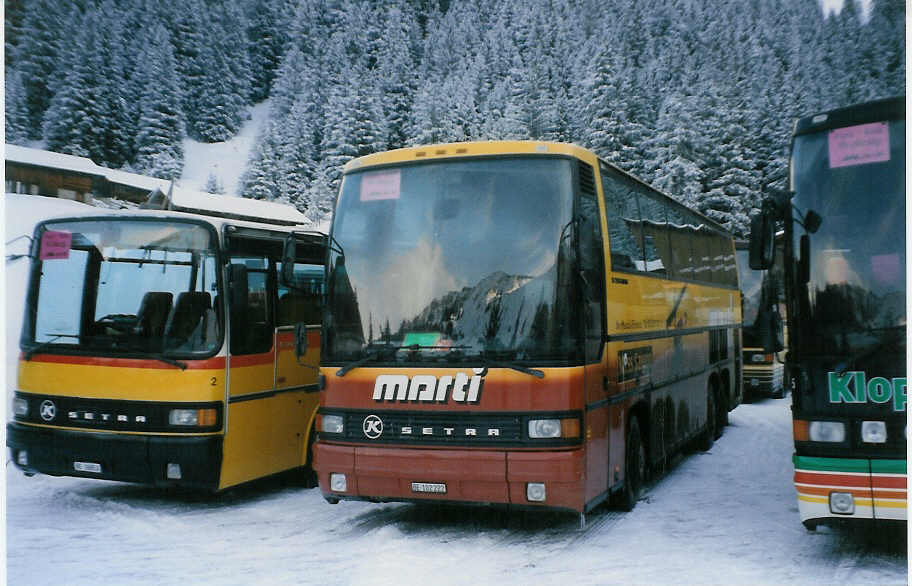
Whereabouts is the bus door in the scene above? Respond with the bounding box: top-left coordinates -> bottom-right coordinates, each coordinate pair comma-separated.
274,260 -> 323,468
218,231 -> 315,488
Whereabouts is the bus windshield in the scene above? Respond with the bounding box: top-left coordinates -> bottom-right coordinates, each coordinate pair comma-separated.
25,218 -> 221,358
791,118 -> 906,359
325,157 -> 579,364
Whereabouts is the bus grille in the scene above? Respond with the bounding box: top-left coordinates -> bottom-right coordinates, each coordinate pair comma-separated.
325,410 -> 581,448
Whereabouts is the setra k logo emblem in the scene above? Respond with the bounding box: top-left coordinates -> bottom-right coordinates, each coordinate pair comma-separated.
362,415 -> 383,439
39,400 -> 57,421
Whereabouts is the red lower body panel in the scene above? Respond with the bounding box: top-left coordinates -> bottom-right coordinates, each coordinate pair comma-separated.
314,442 -> 585,512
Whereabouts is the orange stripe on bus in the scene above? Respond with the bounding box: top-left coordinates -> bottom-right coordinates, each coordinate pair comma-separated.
20,352 -> 226,370
872,490 -> 908,500
872,476 -> 907,489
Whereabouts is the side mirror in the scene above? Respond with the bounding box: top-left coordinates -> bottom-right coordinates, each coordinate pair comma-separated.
748,212 -> 774,270
294,323 -> 308,358
280,234 -> 296,287
228,264 -> 248,314
804,210 -> 822,234
758,305 -> 785,353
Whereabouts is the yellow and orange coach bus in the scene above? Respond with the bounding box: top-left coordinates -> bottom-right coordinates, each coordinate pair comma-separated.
8,195 -> 325,490
311,141 -> 742,522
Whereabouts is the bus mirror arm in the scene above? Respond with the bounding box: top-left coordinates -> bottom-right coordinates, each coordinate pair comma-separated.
798,234 -> 810,284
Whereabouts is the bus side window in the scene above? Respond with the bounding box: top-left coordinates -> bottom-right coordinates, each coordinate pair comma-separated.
638,192 -> 668,276
692,229 -> 714,283
230,256 -> 273,355
720,239 -> 739,288
667,206 -> 696,280
600,165 -> 642,272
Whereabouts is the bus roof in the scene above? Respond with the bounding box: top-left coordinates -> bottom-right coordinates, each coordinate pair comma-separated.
343,141 -> 598,172
33,205 -> 324,240
793,96 -> 905,137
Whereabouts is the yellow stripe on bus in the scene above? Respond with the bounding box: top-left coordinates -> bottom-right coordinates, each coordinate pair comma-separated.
797,493 -> 874,507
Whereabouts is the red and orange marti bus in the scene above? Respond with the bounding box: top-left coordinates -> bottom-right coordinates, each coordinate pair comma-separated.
312,141 -> 742,521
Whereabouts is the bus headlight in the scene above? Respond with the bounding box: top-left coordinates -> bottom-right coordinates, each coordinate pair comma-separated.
808,421 -> 845,442
528,418 -> 580,439
861,421 -> 887,443
529,419 -> 561,438
330,473 -> 347,492
321,414 -> 344,434
13,397 -> 28,417
829,492 -> 855,514
169,408 -> 217,427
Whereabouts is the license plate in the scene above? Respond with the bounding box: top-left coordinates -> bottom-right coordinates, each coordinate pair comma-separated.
751,378 -> 759,386
411,482 -> 447,494
74,461 -> 102,473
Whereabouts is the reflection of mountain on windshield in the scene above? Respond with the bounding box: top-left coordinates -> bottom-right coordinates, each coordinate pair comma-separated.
402,264 -> 559,356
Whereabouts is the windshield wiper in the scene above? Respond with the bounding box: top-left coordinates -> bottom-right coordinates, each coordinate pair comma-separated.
24,333 -> 80,361
477,354 -> 545,379
336,344 -> 471,377
336,349 -> 384,377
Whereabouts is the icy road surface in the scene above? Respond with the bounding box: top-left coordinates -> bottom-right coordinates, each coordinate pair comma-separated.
6,399 -> 907,586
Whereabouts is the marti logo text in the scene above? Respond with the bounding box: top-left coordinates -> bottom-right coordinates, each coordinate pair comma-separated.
828,371 -> 907,412
373,368 -> 487,403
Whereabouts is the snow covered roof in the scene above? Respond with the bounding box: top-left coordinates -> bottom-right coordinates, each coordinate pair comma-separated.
5,144 -> 171,192
6,144 -> 311,227
5,144 -> 104,177
153,185 -> 310,227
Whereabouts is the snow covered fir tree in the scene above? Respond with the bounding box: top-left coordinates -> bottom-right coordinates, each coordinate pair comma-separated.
4,0 -> 904,236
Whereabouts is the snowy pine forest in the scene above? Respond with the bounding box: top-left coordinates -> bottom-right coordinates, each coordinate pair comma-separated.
4,0 -> 905,235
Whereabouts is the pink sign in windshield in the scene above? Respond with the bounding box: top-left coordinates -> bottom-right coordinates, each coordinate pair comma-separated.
360,170 -> 401,201
39,230 -> 72,260
828,122 -> 890,168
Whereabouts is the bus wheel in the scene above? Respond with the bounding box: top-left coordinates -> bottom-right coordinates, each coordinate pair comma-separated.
802,520 -> 818,532
715,380 -> 728,437
619,416 -> 645,511
699,389 -> 716,451
296,428 -> 318,488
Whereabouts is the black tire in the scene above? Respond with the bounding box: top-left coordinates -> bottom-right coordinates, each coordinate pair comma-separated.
699,389 -> 716,451
297,428 -> 318,488
715,382 -> 728,438
619,416 -> 646,511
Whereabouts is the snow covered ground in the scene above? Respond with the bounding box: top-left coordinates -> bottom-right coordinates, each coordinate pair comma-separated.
6,399 -> 907,585
3,188 -> 907,586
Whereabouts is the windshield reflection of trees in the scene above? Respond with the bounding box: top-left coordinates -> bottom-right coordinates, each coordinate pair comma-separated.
326,158 -> 578,364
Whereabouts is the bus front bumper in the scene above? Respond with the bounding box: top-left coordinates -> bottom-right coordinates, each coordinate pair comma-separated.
7,422 -> 222,490
313,442 -> 586,512
794,455 -> 907,525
